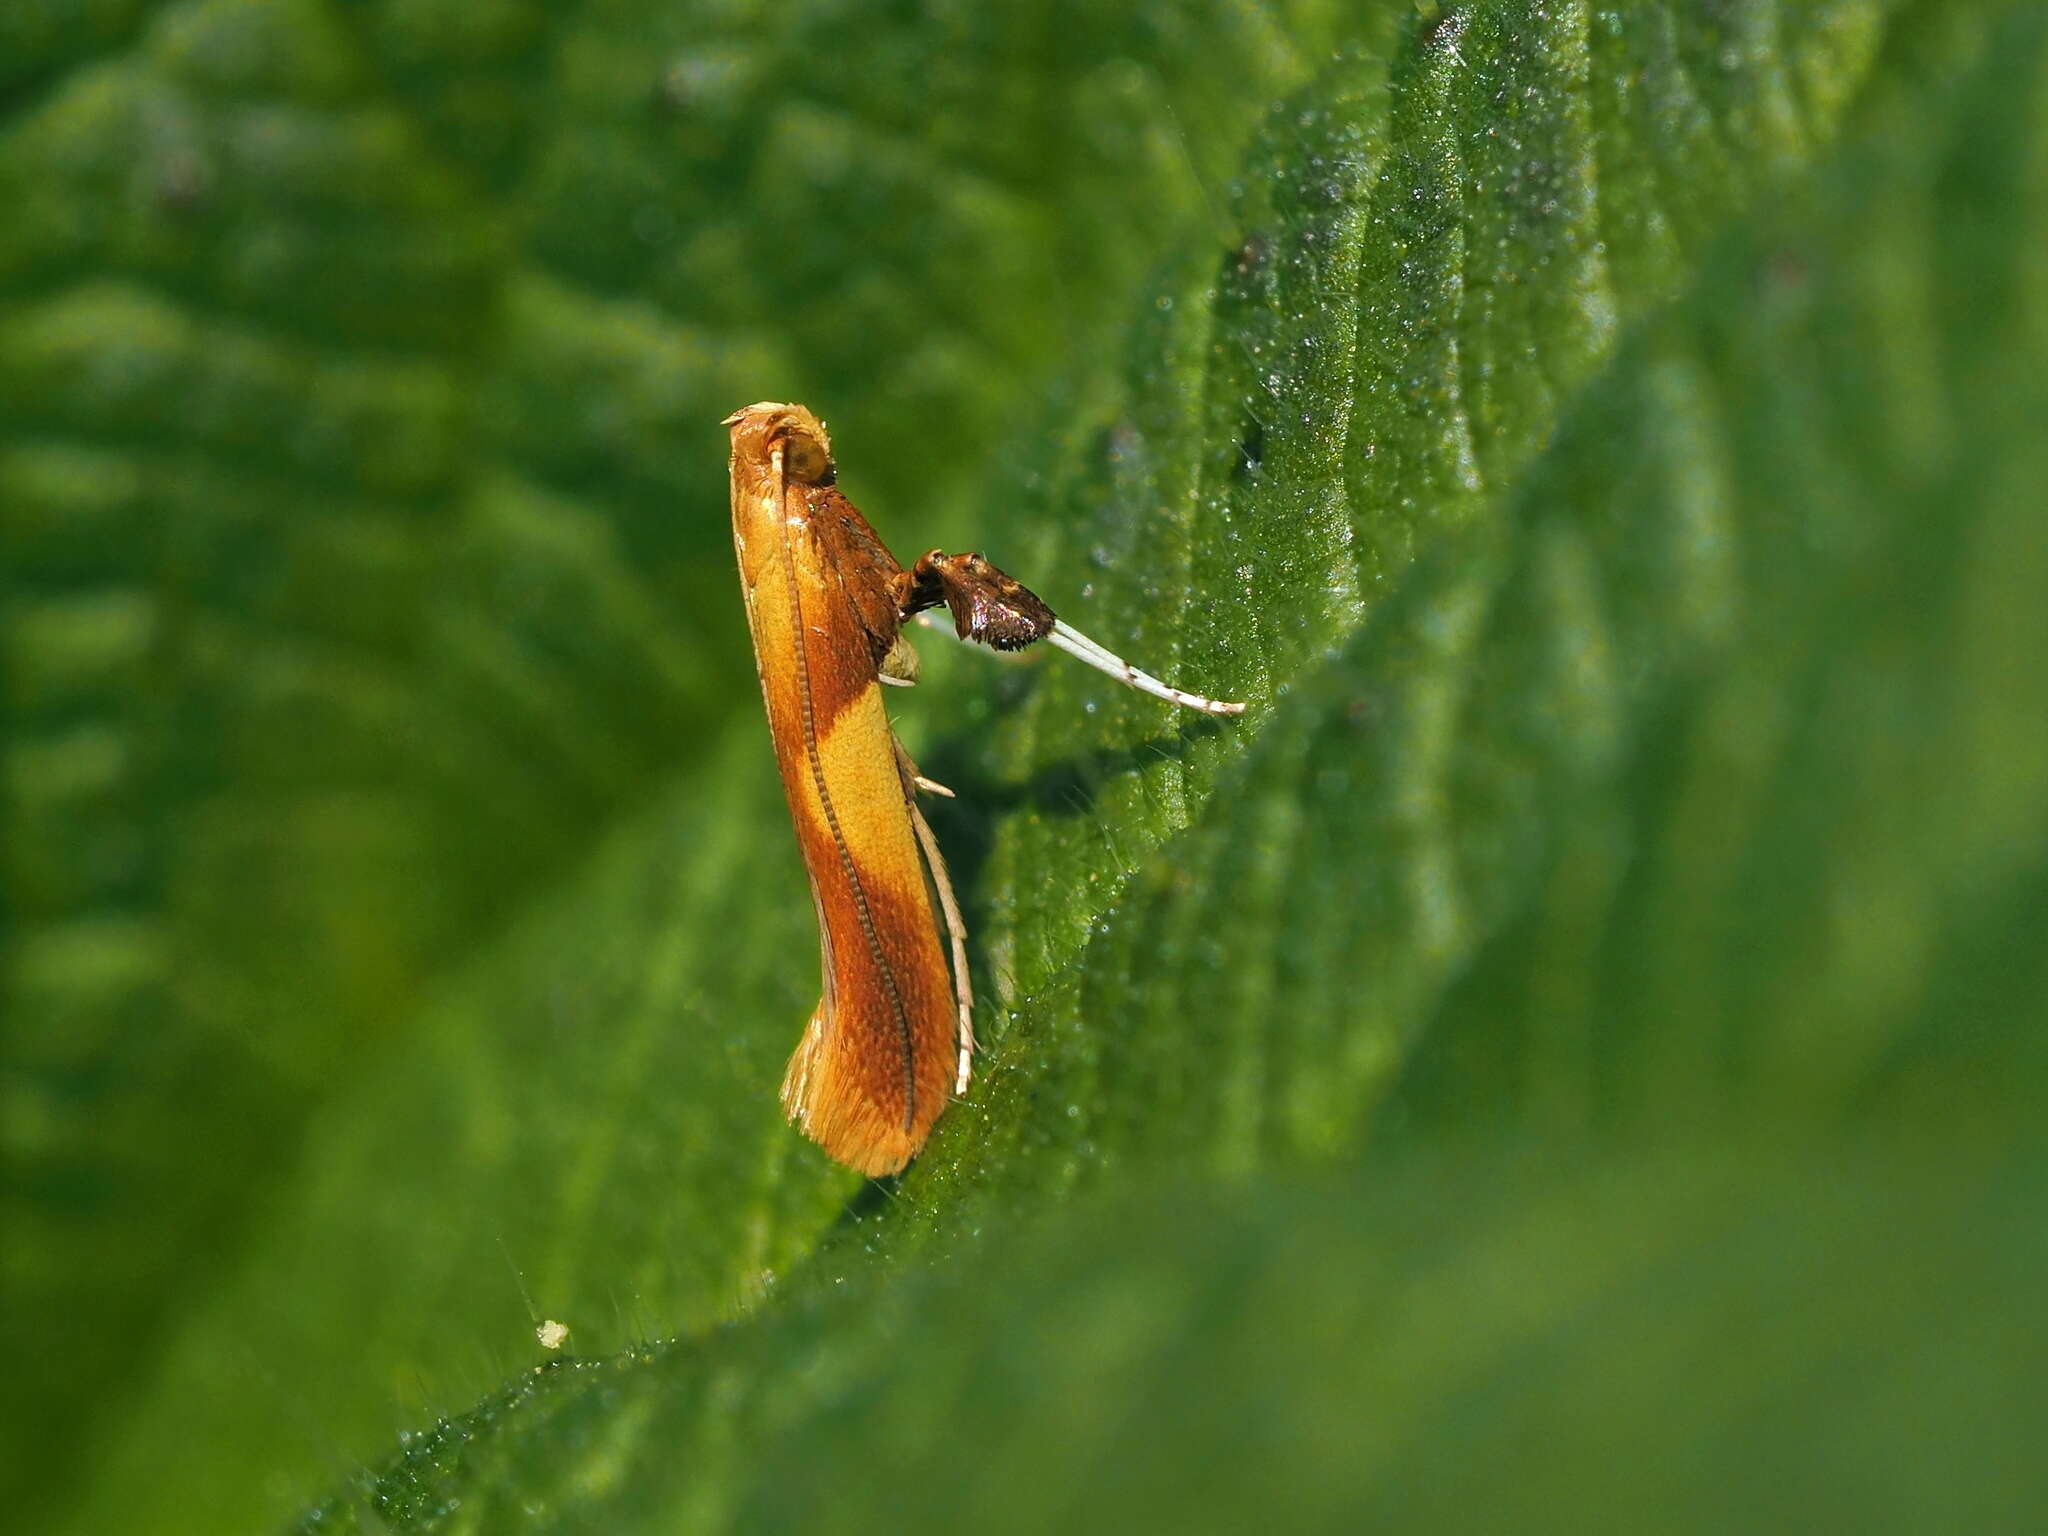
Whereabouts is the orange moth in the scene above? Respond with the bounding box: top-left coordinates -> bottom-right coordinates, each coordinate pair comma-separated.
725,402 -> 1243,1175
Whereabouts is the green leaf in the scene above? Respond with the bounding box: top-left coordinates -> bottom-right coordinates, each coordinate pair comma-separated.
13,0 -> 2048,1531
310,2 -> 2045,1526
1,2 -> 1346,1527
306,1143 -> 2048,1532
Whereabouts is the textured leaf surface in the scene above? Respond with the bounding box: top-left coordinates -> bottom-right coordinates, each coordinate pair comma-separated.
308,1143 -> 2048,1533
306,2 -> 2048,1528
8,1 -> 2046,1531
1,2 -> 1341,1528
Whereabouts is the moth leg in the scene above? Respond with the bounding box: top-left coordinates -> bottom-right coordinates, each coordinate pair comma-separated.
878,630 -> 921,688
1041,620 -> 1247,716
887,730 -> 954,799
899,549 -> 1056,651
902,548 -> 1246,715
894,736 -> 974,1094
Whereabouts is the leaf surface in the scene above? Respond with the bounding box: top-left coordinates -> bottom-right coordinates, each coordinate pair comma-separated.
12,2 -> 2048,1532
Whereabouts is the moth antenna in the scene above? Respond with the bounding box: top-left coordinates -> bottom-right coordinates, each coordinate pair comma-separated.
1046,621 -> 1246,716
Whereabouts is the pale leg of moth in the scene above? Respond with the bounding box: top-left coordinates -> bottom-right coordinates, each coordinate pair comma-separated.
1042,622 -> 1245,716
876,634 -> 956,795
899,548 -> 1246,716
895,738 -> 975,1095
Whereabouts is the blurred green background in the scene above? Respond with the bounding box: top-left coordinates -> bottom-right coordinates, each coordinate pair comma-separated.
4,2 -> 2045,1532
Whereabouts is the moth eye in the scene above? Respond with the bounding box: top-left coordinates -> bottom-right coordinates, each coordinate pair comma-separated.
783,431 -> 832,484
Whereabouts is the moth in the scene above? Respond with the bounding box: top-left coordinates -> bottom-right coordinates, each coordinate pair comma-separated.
725,402 -> 1243,1175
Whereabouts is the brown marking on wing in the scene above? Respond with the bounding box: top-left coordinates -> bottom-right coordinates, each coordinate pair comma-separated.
807,484 -> 904,664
